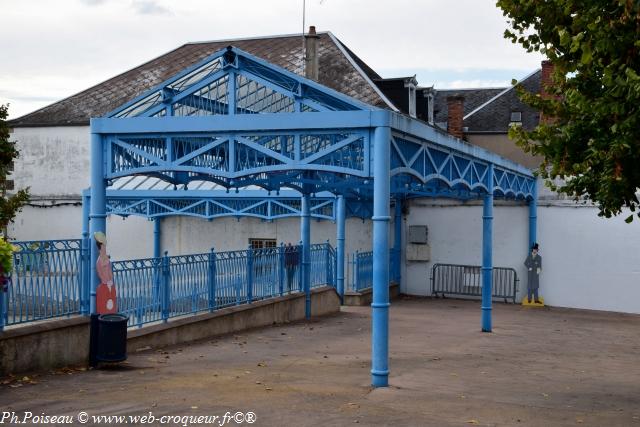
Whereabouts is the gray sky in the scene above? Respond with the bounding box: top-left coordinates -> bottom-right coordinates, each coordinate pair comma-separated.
0,0 -> 543,119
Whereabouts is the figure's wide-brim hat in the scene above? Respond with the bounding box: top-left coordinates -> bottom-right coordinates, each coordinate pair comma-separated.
94,231 -> 107,244
532,242 -> 539,250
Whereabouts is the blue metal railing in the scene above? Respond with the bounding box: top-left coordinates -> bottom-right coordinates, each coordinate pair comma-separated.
2,240 -> 85,327
111,242 -> 335,328
0,241 -> 336,330
347,249 -> 398,292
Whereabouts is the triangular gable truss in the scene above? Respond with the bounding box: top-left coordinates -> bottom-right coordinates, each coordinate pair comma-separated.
108,46 -> 370,119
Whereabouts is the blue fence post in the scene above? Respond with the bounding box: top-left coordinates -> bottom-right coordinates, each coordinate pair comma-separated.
161,251 -> 170,323
80,237 -> 89,315
0,277 -> 5,331
355,251 -> 360,291
80,194 -> 90,315
278,243 -> 285,296
208,248 -> 217,312
325,240 -> 331,286
298,242 -> 303,292
247,245 -> 254,304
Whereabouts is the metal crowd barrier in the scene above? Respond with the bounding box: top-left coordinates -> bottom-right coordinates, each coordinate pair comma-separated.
430,263 -> 519,303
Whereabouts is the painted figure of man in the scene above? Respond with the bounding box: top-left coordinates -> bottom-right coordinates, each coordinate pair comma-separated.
284,243 -> 299,292
524,242 -> 542,304
95,232 -> 117,314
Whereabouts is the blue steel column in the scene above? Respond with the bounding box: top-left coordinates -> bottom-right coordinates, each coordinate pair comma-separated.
393,198 -> 402,285
301,194 -> 311,318
528,179 -> 538,249
336,195 -> 346,302
153,218 -> 162,258
89,131 -> 106,315
80,194 -> 90,315
371,126 -> 391,387
481,164 -> 494,333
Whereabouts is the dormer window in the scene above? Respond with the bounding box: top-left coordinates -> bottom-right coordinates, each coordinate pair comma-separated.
408,85 -> 416,118
405,76 -> 418,119
510,111 -> 522,123
427,92 -> 434,125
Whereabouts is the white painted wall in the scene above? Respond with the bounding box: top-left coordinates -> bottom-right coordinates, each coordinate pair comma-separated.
402,198 -> 640,314
8,205 -> 154,260
160,216 -> 372,256
11,126 -> 90,196
402,199 -> 528,297
536,205 -> 640,314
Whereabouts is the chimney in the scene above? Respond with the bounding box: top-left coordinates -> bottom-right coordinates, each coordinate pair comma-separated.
304,26 -> 319,81
447,96 -> 465,139
540,60 -> 554,99
540,60 -> 556,123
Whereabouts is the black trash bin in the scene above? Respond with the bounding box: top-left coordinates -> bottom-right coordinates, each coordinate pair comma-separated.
96,313 -> 129,363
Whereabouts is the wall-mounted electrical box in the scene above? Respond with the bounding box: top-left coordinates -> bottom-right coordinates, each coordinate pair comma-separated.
408,225 -> 428,245
406,225 -> 430,261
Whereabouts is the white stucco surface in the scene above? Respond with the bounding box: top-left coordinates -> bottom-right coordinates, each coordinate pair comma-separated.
402,198 -> 640,314
11,126 -> 90,196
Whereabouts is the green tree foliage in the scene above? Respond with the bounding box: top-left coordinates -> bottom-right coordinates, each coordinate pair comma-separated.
0,104 -> 29,231
496,0 -> 640,221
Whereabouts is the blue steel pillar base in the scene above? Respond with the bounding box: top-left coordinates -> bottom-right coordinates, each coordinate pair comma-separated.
371,126 -> 391,388
481,301 -> 492,333
371,301 -> 390,387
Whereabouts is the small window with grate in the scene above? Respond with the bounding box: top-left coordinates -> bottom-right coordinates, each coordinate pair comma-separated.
510,111 -> 522,122
249,238 -> 277,249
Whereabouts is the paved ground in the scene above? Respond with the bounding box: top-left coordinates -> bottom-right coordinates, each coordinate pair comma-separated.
2,297 -> 640,427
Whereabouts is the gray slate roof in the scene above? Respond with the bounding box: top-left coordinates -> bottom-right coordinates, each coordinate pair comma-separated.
433,70 -> 541,133
9,32 -> 391,127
